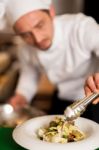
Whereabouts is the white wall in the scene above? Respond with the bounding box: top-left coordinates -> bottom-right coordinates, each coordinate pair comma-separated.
52,0 -> 84,15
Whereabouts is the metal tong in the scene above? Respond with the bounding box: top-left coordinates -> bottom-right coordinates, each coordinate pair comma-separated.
64,93 -> 99,121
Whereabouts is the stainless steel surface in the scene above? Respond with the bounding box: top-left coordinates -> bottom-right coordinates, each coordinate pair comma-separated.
0,104 -> 46,127
0,104 -> 18,126
64,93 -> 99,121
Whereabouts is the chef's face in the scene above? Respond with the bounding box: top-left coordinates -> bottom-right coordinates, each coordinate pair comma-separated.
14,8 -> 55,50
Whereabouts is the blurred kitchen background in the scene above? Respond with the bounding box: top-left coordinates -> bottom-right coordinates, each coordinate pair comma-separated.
0,0 -> 99,126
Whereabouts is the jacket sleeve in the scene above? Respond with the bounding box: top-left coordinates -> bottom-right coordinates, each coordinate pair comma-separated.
15,44 -> 41,102
73,13 -> 99,57
83,16 -> 99,56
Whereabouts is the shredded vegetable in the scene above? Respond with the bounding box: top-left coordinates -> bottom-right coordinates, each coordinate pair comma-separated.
37,117 -> 85,143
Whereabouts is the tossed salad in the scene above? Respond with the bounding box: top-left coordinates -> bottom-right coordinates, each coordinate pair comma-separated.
37,117 -> 85,143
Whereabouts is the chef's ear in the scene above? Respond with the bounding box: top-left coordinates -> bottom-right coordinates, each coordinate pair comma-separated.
49,5 -> 55,18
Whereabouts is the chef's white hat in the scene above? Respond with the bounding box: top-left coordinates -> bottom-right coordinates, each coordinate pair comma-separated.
6,0 -> 52,25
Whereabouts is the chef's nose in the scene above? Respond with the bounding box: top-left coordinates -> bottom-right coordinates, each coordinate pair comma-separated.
32,30 -> 43,43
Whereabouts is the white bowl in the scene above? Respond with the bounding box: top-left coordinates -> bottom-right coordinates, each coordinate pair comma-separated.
13,115 -> 99,150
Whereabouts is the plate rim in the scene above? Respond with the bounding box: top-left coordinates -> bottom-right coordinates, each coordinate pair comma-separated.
13,115 -> 99,150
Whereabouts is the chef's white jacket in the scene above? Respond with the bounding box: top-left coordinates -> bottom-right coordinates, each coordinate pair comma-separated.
1,1 -> 99,102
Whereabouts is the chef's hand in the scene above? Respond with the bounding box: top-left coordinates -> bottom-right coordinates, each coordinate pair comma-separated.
84,73 -> 99,104
8,93 -> 28,110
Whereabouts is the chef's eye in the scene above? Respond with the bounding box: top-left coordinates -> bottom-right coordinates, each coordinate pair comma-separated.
36,21 -> 44,29
21,32 -> 32,39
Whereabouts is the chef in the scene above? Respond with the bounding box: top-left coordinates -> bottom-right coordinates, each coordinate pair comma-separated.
1,0 -> 99,122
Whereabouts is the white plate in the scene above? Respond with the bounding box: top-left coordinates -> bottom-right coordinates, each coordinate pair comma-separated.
13,115 -> 99,150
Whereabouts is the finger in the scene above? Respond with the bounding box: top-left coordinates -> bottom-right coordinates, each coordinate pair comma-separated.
84,86 -> 92,96
85,75 -> 97,92
93,73 -> 99,89
9,101 -> 17,110
8,99 -> 20,110
92,98 -> 99,105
